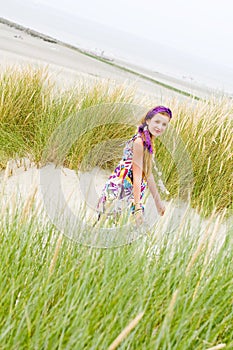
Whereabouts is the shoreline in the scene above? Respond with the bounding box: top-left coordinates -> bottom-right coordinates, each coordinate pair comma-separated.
0,16 -> 216,101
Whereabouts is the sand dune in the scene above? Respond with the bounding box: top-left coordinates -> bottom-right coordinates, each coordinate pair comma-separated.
0,159 -> 227,248
0,19 -> 229,248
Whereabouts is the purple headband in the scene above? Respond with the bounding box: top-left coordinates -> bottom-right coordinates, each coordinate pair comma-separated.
137,106 -> 172,154
146,106 -> 172,119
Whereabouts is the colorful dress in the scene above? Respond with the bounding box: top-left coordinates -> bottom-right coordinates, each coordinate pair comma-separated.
97,133 -> 147,219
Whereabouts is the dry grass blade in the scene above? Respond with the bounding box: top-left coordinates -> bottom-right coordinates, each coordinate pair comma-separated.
206,344 -> 226,350
49,233 -> 63,276
108,312 -> 144,350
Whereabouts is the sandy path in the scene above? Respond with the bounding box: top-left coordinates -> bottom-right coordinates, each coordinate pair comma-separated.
0,160 -> 228,248
0,21 -> 205,100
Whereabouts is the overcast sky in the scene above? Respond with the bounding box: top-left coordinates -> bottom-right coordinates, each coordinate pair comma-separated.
28,0 -> 233,69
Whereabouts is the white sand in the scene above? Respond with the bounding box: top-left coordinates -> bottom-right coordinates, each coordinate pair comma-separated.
0,21 -> 229,248
0,21 -> 211,100
0,159 -> 228,248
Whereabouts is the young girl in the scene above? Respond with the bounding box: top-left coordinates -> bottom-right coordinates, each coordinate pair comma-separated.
97,105 -> 172,226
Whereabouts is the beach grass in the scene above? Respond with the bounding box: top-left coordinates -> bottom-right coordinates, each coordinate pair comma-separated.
154,97 -> 233,218
0,198 -> 232,349
0,66 -> 232,218
0,65 -> 233,349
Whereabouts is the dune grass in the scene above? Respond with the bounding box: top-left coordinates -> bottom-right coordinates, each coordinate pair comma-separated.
0,199 -> 232,349
0,66 -> 135,167
154,97 -> 233,218
0,66 -> 232,348
0,66 -> 232,218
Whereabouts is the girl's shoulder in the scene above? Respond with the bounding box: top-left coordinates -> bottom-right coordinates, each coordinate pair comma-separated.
122,133 -> 140,159
128,133 -> 143,143
122,134 -> 143,158
133,135 -> 143,144
129,134 -> 144,149
124,133 -> 143,148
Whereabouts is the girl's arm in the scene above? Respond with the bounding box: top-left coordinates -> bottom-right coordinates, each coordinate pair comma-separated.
147,173 -> 165,216
132,138 -> 144,210
147,173 -> 161,203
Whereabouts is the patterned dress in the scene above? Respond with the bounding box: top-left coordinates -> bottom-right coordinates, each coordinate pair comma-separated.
97,133 -> 147,219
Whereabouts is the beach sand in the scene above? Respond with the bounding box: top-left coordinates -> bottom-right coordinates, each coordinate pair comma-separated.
0,158 -> 227,248
0,20 -> 211,100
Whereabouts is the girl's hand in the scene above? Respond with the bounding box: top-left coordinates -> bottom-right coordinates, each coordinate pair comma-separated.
156,201 -> 166,216
134,210 -> 144,226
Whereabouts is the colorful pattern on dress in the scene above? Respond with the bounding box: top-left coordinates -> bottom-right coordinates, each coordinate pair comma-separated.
97,134 -> 148,216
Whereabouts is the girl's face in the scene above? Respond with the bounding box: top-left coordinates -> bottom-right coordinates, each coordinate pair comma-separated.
146,113 -> 170,137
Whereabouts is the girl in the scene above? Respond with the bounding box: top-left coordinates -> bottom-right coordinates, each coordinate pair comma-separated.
97,105 -> 172,226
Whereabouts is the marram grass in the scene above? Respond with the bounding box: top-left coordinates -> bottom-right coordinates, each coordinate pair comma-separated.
0,201 -> 232,349
0,66 -> 233,349
0,66 -> 232,218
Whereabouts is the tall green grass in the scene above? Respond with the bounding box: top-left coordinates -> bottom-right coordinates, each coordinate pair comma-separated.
0,66 -> 135,167
0,66 -> 232,218
0,201 -> 232,349
0,65 -> 232,349
172,99 -> 232,217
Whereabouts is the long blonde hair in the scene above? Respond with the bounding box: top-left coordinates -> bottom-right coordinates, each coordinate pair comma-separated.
139,117 -> 154,179
139,110 -> 171,178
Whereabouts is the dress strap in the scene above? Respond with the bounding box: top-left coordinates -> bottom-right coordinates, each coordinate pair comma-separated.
129,133 -> 142,143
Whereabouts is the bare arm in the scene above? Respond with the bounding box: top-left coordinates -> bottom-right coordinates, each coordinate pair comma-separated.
146,173 -> 161,203
132,138 -> 144,209
147,173 -> 165,216
132,138 -> 165,217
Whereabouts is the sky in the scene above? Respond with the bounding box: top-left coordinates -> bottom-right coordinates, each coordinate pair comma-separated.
29,0 -> 233,69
